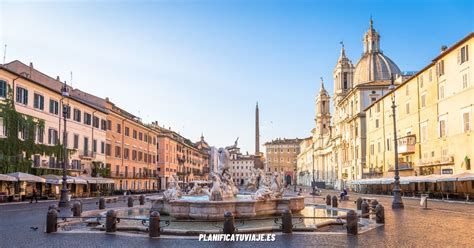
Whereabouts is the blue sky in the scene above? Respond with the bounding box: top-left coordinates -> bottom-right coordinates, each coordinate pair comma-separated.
1,0 -> 472,153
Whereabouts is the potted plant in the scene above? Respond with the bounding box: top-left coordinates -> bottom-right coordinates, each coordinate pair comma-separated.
465,156 -> 471,170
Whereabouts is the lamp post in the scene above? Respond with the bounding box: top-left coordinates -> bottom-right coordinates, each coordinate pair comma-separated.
389,75 -> 404,209
293,168 -> 297,192
58,81 -> 70,208
311,142 -> 317,195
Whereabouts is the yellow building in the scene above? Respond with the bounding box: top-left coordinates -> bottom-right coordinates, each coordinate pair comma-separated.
365,33 -> 473,180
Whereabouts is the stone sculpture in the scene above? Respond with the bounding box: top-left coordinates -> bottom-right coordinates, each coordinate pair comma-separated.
163,175 -> 182,201
209,173 -> 223,201
253,169 -> 273,200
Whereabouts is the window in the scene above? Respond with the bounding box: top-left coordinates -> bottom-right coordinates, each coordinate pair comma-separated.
107,120 -> 112,130
371,97 -> 376,102
93,139 -> 97,153
459,45 -> 469,64
370,144 -> 374,155
124,148 -> 129,159
93,116 -> 99,128
421,122 -> 428,143
73,109 -> 81,122
375,119 -> 379,128
84,137 -> 89,153
105,144 -> 111,156
0,80 -> 6,98
377,141 -> 381,153
115,146 -> 121,158
132,150 -> 137,160
439,118 -> 447,138
48,129 -> 58,145
16,86 -> 28,105
33,93 -> 44,110
101,119 -> 107,130
64,105 -> 71,119
405,85 -> 409,96
462,73 -> 468,89
376,103 -> 380,112
439,83 -> 445,99
419,75 -> 424,88
116,123 -> 121,133
73,134 -> 79,149
101,141 -> 105,154
133,130 -> 137,139
49,100 -> 59,115
437,60 -> 445,76
462,111 -> 471,132
84,113 -> 92,125
406,102 -> 410,114
125,127 -> 130,136
36,126 -> 44,143
139,132 -> 143,141
386,138 -> 391,151
421,93 -> 426,108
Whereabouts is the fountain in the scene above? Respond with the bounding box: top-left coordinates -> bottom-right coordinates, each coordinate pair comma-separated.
150,144 -> 305,220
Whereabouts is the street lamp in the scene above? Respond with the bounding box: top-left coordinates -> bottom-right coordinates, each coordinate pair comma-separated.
389,74 -> 404,209
311,142 -> 317,195
58,81 -> 70,208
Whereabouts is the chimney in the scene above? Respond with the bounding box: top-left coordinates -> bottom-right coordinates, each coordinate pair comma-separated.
56,76 -> 60,81
440,45 -> 448,53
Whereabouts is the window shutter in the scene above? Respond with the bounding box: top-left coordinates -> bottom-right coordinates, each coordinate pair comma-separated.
466,45 -> 469,61
457,49 -> 461,64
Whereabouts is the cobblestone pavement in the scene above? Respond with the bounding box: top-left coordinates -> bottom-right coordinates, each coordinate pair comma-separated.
0,192 -> 473,248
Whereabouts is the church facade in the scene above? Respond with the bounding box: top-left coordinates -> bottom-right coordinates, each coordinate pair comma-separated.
299,19 -> 405,189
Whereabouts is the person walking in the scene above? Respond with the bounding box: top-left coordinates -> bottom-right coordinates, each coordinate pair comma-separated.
30,187 -> 38,203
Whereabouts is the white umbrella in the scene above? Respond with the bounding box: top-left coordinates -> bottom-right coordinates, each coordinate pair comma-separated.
7,172 -> 46,183
0,174 -> 17,182
454,172 -> 474,182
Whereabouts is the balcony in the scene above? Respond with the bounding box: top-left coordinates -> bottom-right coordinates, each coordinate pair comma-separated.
388,162 -> 413,171
79,150 -> 96,159
418,156 -> 454,167
398,135 -> 416,154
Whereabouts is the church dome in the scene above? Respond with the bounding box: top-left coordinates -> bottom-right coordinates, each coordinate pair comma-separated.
353,19 -> 401,85
353,52 -> 401,84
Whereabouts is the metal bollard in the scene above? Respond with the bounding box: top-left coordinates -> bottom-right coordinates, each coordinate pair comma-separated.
71,202 -> 81,217
355,197 -> 363,211
139,195 -> 145,205
371,199 -> 379,210
149,211 -> 160,238
105,210 -> 118,233
325,195 -> 331,205
46,209 -> 58,233
331,195 -> 338,208
375,204 -> 385,224
99,197 -> 105,210
346,210 -> 358,235
361,201 -> 370,218
223,211 -> 235,234
128,196 -> 134,207
281,209 -> 293,233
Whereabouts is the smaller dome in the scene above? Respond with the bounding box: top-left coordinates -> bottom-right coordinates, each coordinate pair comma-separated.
353,52 -> 401,85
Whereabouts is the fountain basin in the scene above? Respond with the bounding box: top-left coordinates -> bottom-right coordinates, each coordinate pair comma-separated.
149,195 -> 305,220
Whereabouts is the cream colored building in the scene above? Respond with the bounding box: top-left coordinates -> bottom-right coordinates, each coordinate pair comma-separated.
0,61 -> 108,178
365,33 -> 473,178
296,137 -> 313,186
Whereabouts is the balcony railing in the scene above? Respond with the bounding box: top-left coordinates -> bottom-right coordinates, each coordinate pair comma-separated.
79,150 -> 96,159
418,156 -> 454,166
398,135 -> 416,154
109,171 -> 157,179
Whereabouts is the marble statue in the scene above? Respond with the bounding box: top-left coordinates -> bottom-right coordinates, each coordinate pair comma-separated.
188,183 -> 204,195
163,174 -> 182,201
253,169 -> 273,200
209,173 -> 223,201
270,172 -> 284,198
245,168 -> 258,191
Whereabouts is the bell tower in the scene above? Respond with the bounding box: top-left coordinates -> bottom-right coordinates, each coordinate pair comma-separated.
315,78 -> 331,138
333,42 -> 354,104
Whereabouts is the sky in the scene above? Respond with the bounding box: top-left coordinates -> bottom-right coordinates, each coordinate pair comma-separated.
0,0 -> 472,154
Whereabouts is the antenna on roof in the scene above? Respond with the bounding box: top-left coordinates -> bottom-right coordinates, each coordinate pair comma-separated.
70,71 -> 73,88
3,44 -> 6,65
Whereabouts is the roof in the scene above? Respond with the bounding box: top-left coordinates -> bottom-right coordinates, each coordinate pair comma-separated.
264,138 -> 301,145
353,52 -> 401,85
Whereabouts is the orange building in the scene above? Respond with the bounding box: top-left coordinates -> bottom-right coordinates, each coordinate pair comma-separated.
154,126 -> 210,189
105,100 -> 159,191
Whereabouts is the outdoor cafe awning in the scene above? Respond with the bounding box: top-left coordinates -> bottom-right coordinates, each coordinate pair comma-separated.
79,176 -> 115,184
0,174 -> 17,182
40,175 -> 88,185
351,173 -> 474,185
7,172 -> 46,183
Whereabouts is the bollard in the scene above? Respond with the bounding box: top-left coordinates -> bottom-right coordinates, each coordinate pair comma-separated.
281,209 -> 293,233
99,197 -> 105,210
371,199 -> 379,210
325,195 -> 331,205
139,195 -> 145,205
105,210 -> 118,233
46,209 -> 58,233
149,211 -> 160,238
223,211 -> 235,234
78,200 -> 83,213
331,195 -> 338,208
128,196 -> 134,207
48,204 -> 60,213
375,204 -> 385,224
355,197 -> 363,211
346,210 -> 358,235
361,201 -> 370,218
72,202 -> 81,217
